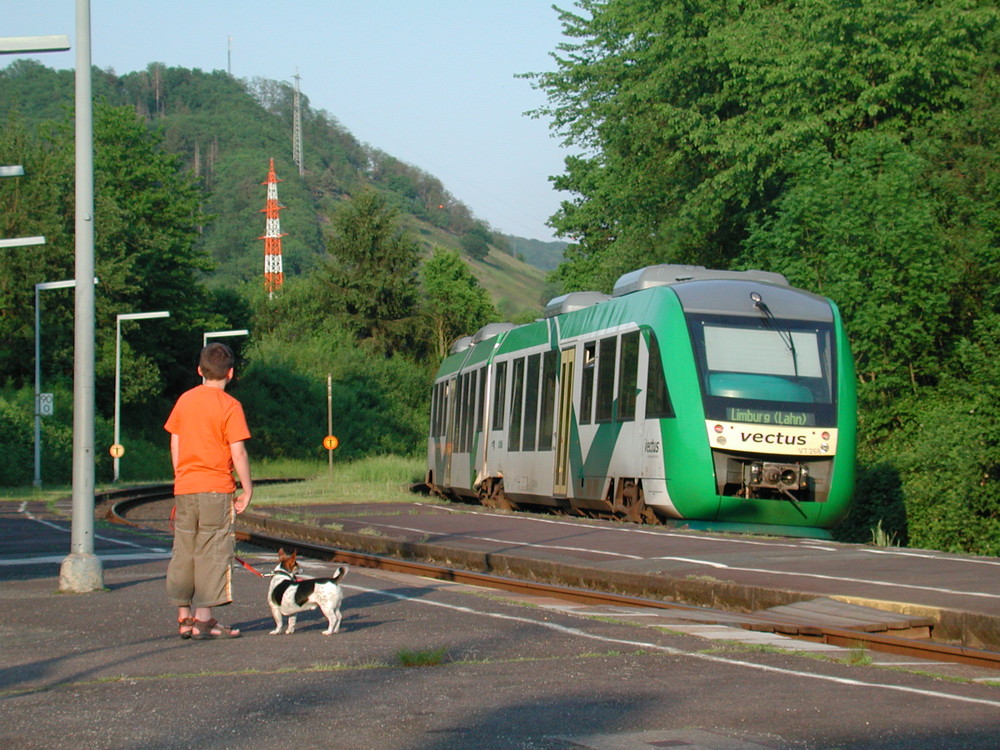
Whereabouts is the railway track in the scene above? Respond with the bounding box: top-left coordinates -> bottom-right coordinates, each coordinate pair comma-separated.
103,484 -> 1000,672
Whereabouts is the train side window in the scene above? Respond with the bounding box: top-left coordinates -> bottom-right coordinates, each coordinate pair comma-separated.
467,369 -> 479,451
429,382 -> 438,437
491,361 -> 507,431
509,357 -> 525,451
538,350 -> 557,451
436,381 -> 445,437
618,330 -> 639,421
580,341 -> 596,425
462,371 -> 474,452
596,336 -> 617,423
523,353 -> 541,451
646,331 -> 674,418
475,367 -> 486,436
458,372 -> 469,452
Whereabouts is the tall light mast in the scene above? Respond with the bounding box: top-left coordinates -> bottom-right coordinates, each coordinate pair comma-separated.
292,72 -> 304,176
259,158 -> 286,298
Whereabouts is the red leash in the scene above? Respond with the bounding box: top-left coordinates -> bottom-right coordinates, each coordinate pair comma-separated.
235,556 -> 266,577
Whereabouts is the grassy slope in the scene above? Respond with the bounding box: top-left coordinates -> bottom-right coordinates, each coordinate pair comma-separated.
469,248 -> 552,317
408,218 -> 553,317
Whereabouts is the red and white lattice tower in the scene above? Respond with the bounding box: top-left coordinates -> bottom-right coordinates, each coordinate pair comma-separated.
259,158 -> 286,298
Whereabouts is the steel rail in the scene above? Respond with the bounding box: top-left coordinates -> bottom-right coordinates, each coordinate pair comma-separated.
105,486 -> 1000,672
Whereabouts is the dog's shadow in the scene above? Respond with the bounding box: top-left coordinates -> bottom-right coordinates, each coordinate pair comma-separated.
238,612 -> 388,634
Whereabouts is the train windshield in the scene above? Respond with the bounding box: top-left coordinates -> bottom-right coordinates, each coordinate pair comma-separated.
687,314 -> 837,426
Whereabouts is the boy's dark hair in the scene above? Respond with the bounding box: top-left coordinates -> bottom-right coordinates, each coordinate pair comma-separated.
199,343 -> 235,381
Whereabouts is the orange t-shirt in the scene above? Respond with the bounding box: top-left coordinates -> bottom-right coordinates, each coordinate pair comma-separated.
164,384 -> 251,495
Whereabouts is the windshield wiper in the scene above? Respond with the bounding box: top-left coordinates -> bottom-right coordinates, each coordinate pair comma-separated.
750,291 -> 798,377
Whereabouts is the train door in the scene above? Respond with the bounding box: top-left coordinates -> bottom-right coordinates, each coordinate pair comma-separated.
554,347 -> 575,496
443,378 -> 457,486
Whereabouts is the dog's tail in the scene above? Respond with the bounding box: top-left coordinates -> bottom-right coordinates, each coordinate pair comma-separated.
319,566 -> 347,584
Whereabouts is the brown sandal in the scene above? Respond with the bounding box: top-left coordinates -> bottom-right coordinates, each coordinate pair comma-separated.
178,617 -> 195,639
191,618 -> 241,640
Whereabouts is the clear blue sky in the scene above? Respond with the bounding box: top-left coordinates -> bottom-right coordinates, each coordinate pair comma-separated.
6,0 -> 572,241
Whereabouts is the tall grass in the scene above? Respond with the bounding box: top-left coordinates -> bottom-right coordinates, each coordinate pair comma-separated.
252,454 -> 430,506
0,454 -> 431,507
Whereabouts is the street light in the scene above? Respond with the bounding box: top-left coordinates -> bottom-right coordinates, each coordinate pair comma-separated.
34,279 -> 77,488
201,330 -> 249,384
202,329 -> 250,347
114,311 -> 170,482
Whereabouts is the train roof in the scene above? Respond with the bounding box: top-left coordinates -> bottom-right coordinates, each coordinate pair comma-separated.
542,291 -> 611,318
612,264 -> 788,297
449,335 -> 473,354
472,322 -> 517,344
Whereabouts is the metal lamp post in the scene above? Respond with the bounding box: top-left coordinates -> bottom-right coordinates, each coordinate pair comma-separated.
114,311 -> 170,482
34,279 -> 77,488
201,330 -> 249,383
202,329 -> 250,348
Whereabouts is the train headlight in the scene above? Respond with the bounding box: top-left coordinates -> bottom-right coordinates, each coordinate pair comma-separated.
747,462 -> 805,492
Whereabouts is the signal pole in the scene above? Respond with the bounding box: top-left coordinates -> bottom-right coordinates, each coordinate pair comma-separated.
260,158 -> 286,298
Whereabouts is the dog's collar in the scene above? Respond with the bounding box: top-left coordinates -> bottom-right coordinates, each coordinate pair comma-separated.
272,567 -> 299,582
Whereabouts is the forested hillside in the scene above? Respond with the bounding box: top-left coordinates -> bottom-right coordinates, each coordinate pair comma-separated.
531,0 -> 998,554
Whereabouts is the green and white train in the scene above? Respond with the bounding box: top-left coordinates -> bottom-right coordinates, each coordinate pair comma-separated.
426,264 -> 857,538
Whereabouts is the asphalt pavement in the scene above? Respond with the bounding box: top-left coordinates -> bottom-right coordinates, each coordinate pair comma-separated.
3,498 -> 1000,750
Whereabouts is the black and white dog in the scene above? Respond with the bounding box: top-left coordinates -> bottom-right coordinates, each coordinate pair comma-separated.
268,548 -> 347,635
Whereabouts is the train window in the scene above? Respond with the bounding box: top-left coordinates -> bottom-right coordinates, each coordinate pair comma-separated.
645,331 -> 674,418
538,350 -> 557,451
523,353 -> 541,451
596,337 -> 617,422
429,382 -> 438,437
491,361 -> 507,431
688,314 -> 837,424
462,371 -> 474,452
618,330 -> 639,421
476,367 -> 486,435
509,357 -> 525,451
469,370 -> 479,450
580,341 -> 596,425
457,372 -> 469,452
436,381 -> 445,436
445,378 -> 456,442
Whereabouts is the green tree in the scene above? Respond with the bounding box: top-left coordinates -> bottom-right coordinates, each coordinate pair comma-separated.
530,0 -> 998,291
459,224 -> 492,261
0,103 -> 226,416
741,134 -> 954,421
318,189 -> 421,356
0,114 -> 75,381
422,247 -> 499,360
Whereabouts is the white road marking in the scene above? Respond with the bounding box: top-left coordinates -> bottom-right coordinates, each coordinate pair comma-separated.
0,552 -> 172,566
649,556 -> 1000,600
17,502 -> 169,552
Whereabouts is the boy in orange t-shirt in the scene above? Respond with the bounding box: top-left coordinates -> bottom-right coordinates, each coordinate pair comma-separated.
165,343 -> 253,640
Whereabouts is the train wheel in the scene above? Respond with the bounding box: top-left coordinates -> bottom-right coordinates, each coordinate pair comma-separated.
480,477 -> 517,512
618,480 -> 656,524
